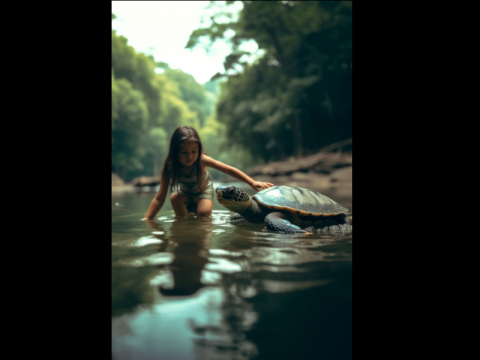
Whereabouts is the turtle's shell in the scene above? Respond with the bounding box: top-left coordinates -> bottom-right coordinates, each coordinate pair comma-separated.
252,186 -> 348,217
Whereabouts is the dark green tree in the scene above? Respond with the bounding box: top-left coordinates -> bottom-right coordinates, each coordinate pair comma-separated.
186,1 -> 352,162
111,75 -> 149,179
112,21 -> 204,181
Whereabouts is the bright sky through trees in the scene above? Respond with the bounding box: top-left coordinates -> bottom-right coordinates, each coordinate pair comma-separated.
112,1 -> 250,84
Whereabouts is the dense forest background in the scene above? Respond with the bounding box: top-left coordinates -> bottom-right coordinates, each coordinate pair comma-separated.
112,1 -> 351,183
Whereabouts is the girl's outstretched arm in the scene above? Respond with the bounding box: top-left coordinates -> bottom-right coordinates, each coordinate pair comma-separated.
202,154 -> 274,191
143,178 -> 169,220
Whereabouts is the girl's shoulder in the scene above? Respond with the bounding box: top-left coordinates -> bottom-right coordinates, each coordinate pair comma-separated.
201,154 -> 231,172
201,153 -> 213,165
201,154 -> 213,172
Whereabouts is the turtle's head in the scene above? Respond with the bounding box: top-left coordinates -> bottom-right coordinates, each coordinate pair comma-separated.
216,186 -> 251,214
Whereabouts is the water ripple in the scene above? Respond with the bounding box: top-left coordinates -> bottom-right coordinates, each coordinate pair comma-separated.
112,192 -> 352,360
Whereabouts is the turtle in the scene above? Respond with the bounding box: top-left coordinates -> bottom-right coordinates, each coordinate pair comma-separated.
215,185 -> 352,234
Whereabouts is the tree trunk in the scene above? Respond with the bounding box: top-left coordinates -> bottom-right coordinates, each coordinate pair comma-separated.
294,114 -> 303,157
323,91 -> 336,141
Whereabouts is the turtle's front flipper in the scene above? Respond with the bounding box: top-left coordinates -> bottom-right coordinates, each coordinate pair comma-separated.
265,212 -> 308,234
230,213 -> 244,221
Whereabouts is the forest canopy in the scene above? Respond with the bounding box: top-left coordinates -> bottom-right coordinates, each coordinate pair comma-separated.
112,1 -> 351,182
112,19 -> 238,182
187,1 -> 352,160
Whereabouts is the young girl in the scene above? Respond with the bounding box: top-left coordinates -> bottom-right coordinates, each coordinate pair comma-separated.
143,126 -> 274,220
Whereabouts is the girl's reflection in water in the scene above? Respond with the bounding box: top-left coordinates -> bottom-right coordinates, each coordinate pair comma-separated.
144,218 -> 259,359
145,217 -> 212,297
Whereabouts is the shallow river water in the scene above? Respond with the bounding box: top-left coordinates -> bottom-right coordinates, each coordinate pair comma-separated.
112,182 -> 352,360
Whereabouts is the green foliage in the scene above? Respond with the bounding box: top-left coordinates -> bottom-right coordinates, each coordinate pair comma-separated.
186,1 -> 352,161
112,31 -> 163,128
112,29 -> 190,181
155,61 -> 170,70
112,9 -> 272,182
111,77 -> 149,173
203,78 -> 223,96
163,69 -> 211,127
198,113 -> 257,180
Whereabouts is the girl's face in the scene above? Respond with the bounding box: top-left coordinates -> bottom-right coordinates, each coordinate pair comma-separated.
178,140 -> 199,167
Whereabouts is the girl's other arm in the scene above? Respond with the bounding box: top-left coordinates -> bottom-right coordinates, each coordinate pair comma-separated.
143,178 -> 169,220
202,154 -> 274,191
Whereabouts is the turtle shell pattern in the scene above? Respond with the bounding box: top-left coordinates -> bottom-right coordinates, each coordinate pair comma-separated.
252,186 -> 348,217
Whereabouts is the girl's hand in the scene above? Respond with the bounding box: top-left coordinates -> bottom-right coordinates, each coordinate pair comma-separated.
251,181 -> 274,191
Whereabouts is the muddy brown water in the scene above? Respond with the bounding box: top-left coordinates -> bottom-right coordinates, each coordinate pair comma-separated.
112,182 -> 352,360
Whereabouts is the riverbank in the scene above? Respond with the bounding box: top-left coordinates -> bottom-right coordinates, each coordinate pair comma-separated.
112,166 -> 351,201
112,141 -> 352,201
250,166 -> 352,201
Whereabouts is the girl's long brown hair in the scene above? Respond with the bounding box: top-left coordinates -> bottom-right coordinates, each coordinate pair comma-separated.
160,126 -> 207,193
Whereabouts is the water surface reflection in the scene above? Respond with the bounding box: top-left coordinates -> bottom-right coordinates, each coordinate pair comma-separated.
112,191 -> 352,360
